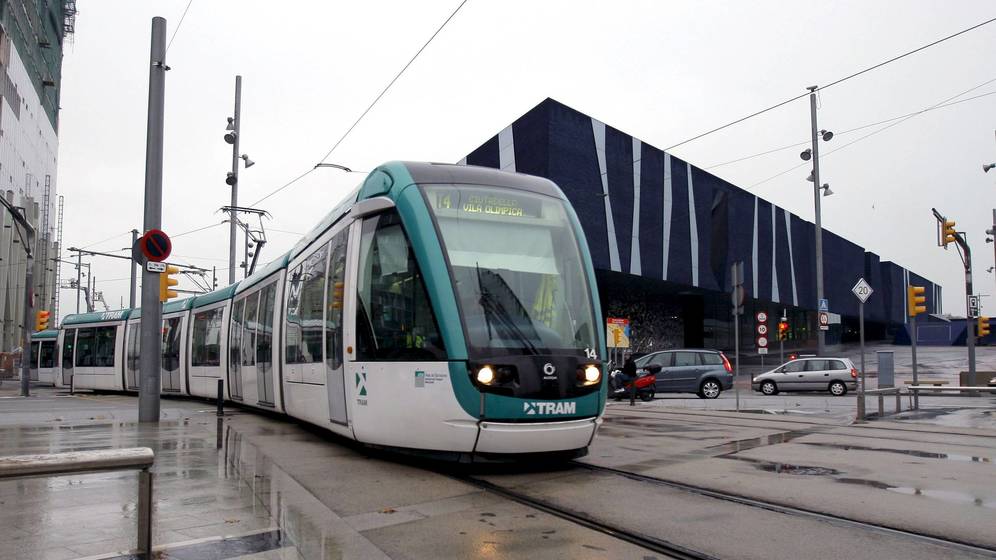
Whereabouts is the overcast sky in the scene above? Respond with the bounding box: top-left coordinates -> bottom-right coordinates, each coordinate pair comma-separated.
57,0 -> 996,319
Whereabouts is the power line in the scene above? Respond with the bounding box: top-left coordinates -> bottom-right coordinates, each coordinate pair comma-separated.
80,230 -> 131,249
705,87 -> 996,170
165,0 -> 195,53
249,0 -> 470,207
172,221 -> 224,239
663,15 -> 996,152
747,77 -> 996,190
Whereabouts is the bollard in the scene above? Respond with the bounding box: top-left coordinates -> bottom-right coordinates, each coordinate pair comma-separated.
216,379 -> 224,416
137,467 -> 153,556
878,394 -> 884,417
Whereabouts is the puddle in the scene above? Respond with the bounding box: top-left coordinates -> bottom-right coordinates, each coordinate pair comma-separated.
887,487 -> 996,509
799,442 -> 993,464
706,429 -> 819,456
722,455 -> 842,476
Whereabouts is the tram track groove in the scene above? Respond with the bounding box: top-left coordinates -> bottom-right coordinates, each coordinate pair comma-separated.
447,471 -> 718,560
572,461 -> 996,558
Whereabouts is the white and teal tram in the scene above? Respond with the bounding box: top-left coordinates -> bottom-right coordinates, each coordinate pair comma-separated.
55,162 -> 606,458
28,329 -> 59,384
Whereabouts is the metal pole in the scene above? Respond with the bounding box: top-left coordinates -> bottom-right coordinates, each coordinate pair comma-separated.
228,76 -> 242,286
857,302 -> 865,421
75,252 -> 81,314
19,228 -> 33,397
129,229 -> 138,308
138,17 -> 167,424
911,314 -> 918,410
734,309 -> 740,412
965,249 -> 977,393
808,87 -> 826,357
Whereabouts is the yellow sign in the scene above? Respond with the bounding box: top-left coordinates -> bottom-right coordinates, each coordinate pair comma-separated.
606,318 -> 630,348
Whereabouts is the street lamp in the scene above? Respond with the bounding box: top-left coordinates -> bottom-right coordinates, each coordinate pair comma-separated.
985,163 -> 995,173
223,75 -> 256,285
802,85 -> 834,356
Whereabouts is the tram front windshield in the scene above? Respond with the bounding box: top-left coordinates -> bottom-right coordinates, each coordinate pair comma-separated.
424,184 -> 597,357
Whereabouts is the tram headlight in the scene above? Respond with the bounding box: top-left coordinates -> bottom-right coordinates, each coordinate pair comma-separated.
476,365 -> 496,385
582,364 -> 600,385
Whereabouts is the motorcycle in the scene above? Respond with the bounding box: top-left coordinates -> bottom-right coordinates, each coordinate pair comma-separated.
609,365 -> 658,402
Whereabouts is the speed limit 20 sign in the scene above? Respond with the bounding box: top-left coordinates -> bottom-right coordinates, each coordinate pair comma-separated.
852,278 -> 873,304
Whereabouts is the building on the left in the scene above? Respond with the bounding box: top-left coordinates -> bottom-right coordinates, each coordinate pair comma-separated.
0,1 -> 75,352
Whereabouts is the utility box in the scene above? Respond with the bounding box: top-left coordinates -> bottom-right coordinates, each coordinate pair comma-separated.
877,351 -> 895,388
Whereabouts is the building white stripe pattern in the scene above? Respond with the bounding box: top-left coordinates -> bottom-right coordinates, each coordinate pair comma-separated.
661,153 -> 673,280
771,204 -> 779,303
785,209 -> 798,306
752,197 -> 759,298
498,126 -> 515,172
592,118 -> 621,272
687,163 -> 699,287
630,138 -> 642,276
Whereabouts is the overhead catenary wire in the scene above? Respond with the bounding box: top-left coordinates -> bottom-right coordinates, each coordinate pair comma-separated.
249,0 -> 470,207
705,87 -> 996,170
79,230 -> 132,250
747,77 -> 996,190
663,15 -> 996,153
165,0 -> 194,53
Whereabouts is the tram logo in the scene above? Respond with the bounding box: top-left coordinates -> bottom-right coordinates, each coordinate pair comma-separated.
523,401 -> 576,415
542,363 -> 556,377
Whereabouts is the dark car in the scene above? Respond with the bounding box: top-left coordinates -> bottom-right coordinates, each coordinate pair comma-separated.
633,349 -> 734,399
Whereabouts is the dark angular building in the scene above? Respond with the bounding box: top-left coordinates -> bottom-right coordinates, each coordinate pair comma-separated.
461,99 -> 941,353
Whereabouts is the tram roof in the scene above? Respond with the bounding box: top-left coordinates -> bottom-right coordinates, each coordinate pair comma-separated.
62,309 -> 132,325
31,329 -> 59,339
235,251 -> 291,295
192,282 -> 240,309
286,161 -> 562,264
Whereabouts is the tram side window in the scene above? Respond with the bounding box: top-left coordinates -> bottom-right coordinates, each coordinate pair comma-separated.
325,230 -> 348,371
356,211 -> 446,361
191,308 -> 222,367
75,328 -> 94,367
40,341 -> 56,368
285,243 -> 328,364
230,299 -> 245,370
62,329 -> 75,369
242,292 -> 259,366
257,283 -> 276,372
94,326 -> 117,367
127,324 -> 140,373
162,318 -> 181,372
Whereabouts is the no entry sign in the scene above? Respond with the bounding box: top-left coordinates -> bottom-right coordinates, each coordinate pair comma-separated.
140,229 -> 172,262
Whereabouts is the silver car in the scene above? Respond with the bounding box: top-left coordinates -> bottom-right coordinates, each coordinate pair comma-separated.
752,357 -> 858,396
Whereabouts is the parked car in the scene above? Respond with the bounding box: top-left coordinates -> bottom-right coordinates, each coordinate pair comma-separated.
752,357 -> 858,396
632,349 -> 734,399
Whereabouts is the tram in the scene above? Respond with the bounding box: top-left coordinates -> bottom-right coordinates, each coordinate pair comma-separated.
54,162 -> 606,458
29,329 -> 59,384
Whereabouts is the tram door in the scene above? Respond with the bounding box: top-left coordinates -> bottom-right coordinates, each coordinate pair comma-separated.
29,341 -> 39,381
325,229 -> 349,424
255,284 -> 277,406
125,323 -> 139,390
161,317 -> 182,392
61,329 -> 75,386
228,299 -> 245,400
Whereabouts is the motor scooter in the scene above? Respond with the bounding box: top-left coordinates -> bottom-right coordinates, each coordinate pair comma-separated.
609,365 -> 658,401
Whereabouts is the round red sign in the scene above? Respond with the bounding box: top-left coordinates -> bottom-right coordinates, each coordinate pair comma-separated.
140,229 -> 172,262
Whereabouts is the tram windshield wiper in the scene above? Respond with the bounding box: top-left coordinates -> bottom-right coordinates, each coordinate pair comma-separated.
475,265 -> 541,354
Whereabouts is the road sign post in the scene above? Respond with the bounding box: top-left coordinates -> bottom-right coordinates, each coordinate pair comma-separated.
756,311 -> 768,369
731,262 -> 745,412
138,17 -> 167,424
852,278 -> 873,421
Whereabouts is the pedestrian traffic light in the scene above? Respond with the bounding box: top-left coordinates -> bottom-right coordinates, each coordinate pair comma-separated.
941,220 -> 957,247
907,285 -> 926,317
978,316 -> 991,338
159,265 -> 179,302
34,310 -> 50,331
777,321 -> 789,341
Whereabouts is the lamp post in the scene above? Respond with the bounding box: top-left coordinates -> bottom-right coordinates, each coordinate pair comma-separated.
224,76 -> 254,286
799,85 -> 834,356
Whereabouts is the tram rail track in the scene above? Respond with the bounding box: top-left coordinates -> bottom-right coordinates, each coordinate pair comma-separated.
448,471 -> 718,560
572,461 -> 996,558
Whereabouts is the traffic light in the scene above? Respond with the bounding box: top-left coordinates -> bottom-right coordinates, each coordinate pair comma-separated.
159,265 -> 179,302
978,316 -> 991,338
777,321 -> 789,341
941,220 -> 957,247
907,285 -> 926,317
35,310 -> 50,331
330,281 -> 344,309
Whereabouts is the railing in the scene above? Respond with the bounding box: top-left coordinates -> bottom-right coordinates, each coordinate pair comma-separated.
859,385 -> 996,421
0,447 -> 155,556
